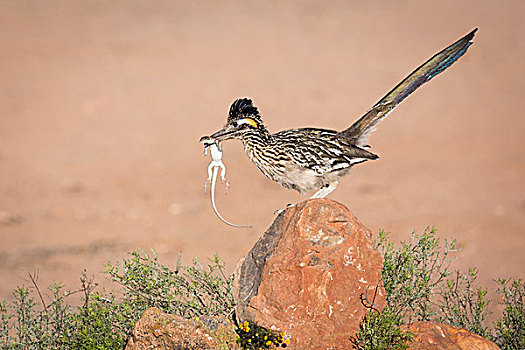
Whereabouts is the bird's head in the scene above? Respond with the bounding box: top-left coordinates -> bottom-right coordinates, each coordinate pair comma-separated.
203,98 -> 264,142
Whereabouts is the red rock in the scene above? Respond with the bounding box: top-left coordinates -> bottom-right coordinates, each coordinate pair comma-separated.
125,307 -> 240,350
235,198 -> 386,349
402,321 -> 500,350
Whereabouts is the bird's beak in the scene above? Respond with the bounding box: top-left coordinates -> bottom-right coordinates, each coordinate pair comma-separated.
207,124 -> 240,142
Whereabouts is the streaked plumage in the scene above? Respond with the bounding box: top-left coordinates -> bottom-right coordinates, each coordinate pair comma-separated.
201,29 -> 477,198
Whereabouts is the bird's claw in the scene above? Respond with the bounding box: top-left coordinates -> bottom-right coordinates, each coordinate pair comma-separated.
274,203 -> 296,215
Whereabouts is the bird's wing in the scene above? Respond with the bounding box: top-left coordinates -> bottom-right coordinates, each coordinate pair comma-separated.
278,129 -> 378,174
340,28 -> 477,147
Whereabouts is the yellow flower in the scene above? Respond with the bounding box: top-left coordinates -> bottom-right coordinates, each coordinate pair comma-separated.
266,340 -> 272,346
244,321 -> 249,327
280,332 -> 285,337
284,338 -> 291,345
247,339 -> 251,343
264,335 -> 268,340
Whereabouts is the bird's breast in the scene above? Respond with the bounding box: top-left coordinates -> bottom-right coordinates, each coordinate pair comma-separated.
241,138 -> 288,180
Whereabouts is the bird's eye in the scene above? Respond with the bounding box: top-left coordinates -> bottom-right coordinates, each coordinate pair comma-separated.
236,118 -> 258,128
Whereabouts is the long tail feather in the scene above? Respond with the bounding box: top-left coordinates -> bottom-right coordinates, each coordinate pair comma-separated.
340,28 -> 477,146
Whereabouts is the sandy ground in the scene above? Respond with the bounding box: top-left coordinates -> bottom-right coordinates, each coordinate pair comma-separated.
1,1 -> 524,317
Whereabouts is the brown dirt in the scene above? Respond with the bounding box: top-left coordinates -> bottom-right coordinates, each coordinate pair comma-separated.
1,0 -> 523,318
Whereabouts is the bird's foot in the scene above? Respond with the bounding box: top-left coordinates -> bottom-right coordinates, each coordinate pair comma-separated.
274,203 -> 295,215
310,181 -> 338,199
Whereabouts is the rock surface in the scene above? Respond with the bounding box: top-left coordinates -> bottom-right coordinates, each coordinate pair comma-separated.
235,198 -> 385,349
403,321 -> 500,350
125,307 -> 240,350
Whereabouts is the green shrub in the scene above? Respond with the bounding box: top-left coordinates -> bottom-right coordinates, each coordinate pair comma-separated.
0,251 -> 236,350
492,278 -> 525,349
104,249 -> 236,318
63,292 -> 139,349
354,227 -> 521,349
350,308 -> 412,350
0,278 -> 73,350
438,268 -> 490,337
377,227 -> 459,323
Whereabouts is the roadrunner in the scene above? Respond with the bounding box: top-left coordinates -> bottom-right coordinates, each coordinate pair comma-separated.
201,29 -> 477,198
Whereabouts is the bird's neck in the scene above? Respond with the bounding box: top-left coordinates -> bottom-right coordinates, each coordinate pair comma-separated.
241,127 -> 271,154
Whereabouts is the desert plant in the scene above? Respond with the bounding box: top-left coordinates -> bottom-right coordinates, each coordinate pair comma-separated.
0,273 -> 81,350
353,227 -> 497,349
350,308 -> 412,350
104,249 -> 236,318
377,227 -> 459,323
438,268 -> 490,337
492,278 -> 524,349
0,251 -> 236,350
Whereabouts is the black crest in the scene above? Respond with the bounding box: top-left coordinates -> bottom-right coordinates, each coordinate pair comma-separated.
228,98 -> 260,121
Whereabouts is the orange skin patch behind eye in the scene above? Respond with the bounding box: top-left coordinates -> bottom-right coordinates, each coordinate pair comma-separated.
244,118 -> 258,128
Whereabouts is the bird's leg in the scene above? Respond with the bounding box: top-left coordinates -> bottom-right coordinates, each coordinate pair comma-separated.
310,181 -> 339,199
273,203 -> 296,216
274,181 -> 339,215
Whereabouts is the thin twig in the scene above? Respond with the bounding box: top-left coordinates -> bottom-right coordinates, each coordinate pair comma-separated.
27,271 -> 47,311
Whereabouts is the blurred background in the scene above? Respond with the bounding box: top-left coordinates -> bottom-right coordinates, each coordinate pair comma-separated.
0,0 -> 523,312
